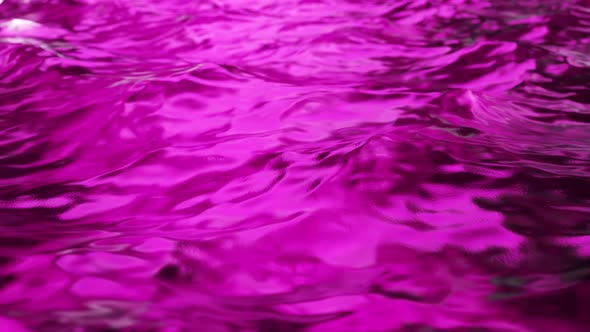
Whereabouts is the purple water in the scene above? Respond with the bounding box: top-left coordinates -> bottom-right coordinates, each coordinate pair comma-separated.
2,0 -> 590,331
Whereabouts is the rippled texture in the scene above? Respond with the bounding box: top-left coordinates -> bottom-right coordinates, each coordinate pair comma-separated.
2,0 -> 590,331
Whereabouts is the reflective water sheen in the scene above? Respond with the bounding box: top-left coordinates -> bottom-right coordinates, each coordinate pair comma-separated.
2,0 -> 590,331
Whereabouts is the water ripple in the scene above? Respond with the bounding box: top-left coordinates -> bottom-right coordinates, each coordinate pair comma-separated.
1,0 -> 590,331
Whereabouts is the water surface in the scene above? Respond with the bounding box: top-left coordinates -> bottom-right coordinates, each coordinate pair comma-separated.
2,0 -> 590,331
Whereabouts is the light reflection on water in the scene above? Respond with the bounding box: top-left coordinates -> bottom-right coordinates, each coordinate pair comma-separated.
1,0 -> 590,331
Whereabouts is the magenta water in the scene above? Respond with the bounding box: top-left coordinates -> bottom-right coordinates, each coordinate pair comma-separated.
2,0 -> 590,331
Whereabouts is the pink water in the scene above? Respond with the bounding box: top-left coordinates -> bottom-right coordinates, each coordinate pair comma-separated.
2,0 -> 590,331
